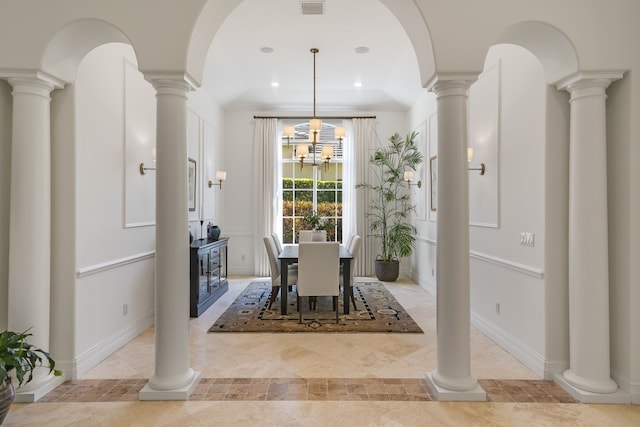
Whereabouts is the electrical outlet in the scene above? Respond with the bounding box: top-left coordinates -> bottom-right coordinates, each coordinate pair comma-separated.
123,304 -> 128,316
495,303 -> 501,315
241,254 -> 246,261
431,268 -> 435,276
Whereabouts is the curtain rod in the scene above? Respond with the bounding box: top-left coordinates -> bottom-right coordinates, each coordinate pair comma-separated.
253,115 -> 376,120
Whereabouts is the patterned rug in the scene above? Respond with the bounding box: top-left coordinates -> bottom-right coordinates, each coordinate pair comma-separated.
208,281 -> 423,333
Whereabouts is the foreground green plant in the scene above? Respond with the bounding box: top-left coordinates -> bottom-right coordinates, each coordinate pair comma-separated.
0,329 -> 61,386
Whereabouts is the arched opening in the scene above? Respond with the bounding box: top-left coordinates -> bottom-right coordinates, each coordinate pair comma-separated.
42,19 -> 131,82
463,22 -> 577,379
43,21 -> 157,380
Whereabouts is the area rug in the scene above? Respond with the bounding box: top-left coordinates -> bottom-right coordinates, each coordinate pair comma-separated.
208,281 -> 423,333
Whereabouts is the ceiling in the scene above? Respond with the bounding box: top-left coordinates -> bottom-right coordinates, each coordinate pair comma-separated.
202,0 -> 426,112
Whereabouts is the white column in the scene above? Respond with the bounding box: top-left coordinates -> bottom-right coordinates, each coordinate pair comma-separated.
6,73 -> 64,402
556,72 -> 623,401
139,75 -> 201,400
426,77 -> 485,401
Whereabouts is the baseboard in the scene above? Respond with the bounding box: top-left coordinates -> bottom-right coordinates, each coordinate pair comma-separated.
75,310 -> 154,378
411,271 -> 436,295
471,311 -> 545,378
544,359 -> 569,381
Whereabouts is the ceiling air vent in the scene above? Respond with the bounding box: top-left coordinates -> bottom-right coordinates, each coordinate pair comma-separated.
300,1 -> 324,15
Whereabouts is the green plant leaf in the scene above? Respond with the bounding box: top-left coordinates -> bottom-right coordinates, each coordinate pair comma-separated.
357,131 -> 423,262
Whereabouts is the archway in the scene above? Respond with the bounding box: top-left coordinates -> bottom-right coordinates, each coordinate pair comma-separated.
43,20 -> 144,382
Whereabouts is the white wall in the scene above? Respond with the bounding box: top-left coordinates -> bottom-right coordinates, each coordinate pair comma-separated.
73,43 -> 156,374
0,79 -> 11,330
186,89 -> 224,240
408,91 -> 437,290
470,45 -> 547,375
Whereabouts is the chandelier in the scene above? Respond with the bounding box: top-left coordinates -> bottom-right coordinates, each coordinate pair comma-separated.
287,48 -> 346,170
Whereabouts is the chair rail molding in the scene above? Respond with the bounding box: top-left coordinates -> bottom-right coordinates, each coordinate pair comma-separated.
76,251 -> 155,278
416,235 -> 544,279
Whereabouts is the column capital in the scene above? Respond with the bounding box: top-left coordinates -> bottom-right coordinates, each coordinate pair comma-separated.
1,69 -> 65,89
2,70 -> 65,100
144,72 -> 197,97
556,71 -> 624,93
427,72 -> 478,96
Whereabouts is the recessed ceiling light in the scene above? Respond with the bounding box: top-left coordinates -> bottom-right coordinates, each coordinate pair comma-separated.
271,81 -> 279,87
354,46 -> 369,54
260,47 -> 274,54
354,81 -> 363,88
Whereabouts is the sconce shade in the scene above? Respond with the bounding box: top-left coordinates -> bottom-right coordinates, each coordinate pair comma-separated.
404,170 -> 422,188
209,170 -> 227,189
466,147 -> 485,175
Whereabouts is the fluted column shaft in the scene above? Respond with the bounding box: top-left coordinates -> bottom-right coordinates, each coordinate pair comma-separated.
431,79 -> 478,392
558,73 -> 622,394
142,76 -> 199,397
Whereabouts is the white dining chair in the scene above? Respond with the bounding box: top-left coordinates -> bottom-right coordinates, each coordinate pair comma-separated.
340,234 -> 362,310
263,236 -> 297,309
270,232 -> 283,255
299,230 -> 327,242
296,241 -> 340,323
344,233 -> 355,249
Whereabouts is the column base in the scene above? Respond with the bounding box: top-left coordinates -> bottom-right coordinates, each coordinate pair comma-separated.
562,368 -> 618,394
426,372 -> 486,402
555,373 -> 630,404
14,375 -> 65,403
139,371 -> 202,401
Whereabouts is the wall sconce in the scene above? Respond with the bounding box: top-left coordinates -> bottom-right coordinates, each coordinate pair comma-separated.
208,171 -> 227,189
139,148 -> 156,175
283,126 -> 295,145
467,147 -> 486,175
404,171 -> 422,188
334,126 -> 346,149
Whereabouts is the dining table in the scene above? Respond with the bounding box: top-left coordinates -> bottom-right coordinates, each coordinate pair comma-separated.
278,244 -> 353,315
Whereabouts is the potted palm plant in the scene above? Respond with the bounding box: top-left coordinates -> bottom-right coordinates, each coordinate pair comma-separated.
0,329 -> 61,425
357,131 -> 423,281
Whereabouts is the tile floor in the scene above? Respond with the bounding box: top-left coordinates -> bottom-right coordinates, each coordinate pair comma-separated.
39,377 -> 578,404
5,276 -> 640,426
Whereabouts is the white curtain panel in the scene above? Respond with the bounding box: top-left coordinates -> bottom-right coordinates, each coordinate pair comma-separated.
253,118 -> 279,276
341,119 -> 356,243
351,118 -> 376,276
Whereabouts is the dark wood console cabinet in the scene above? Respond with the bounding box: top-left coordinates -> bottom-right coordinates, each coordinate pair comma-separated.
189,237 -> 228,317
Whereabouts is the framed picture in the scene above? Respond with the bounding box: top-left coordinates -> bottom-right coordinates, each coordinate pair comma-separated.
430,155 -> 437,212
188,158 -> 196,211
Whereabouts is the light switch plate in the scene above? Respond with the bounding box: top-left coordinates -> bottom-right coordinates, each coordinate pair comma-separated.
520,232 -> 535,247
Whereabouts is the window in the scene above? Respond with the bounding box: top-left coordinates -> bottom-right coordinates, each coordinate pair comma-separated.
281,121 -> 343,243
